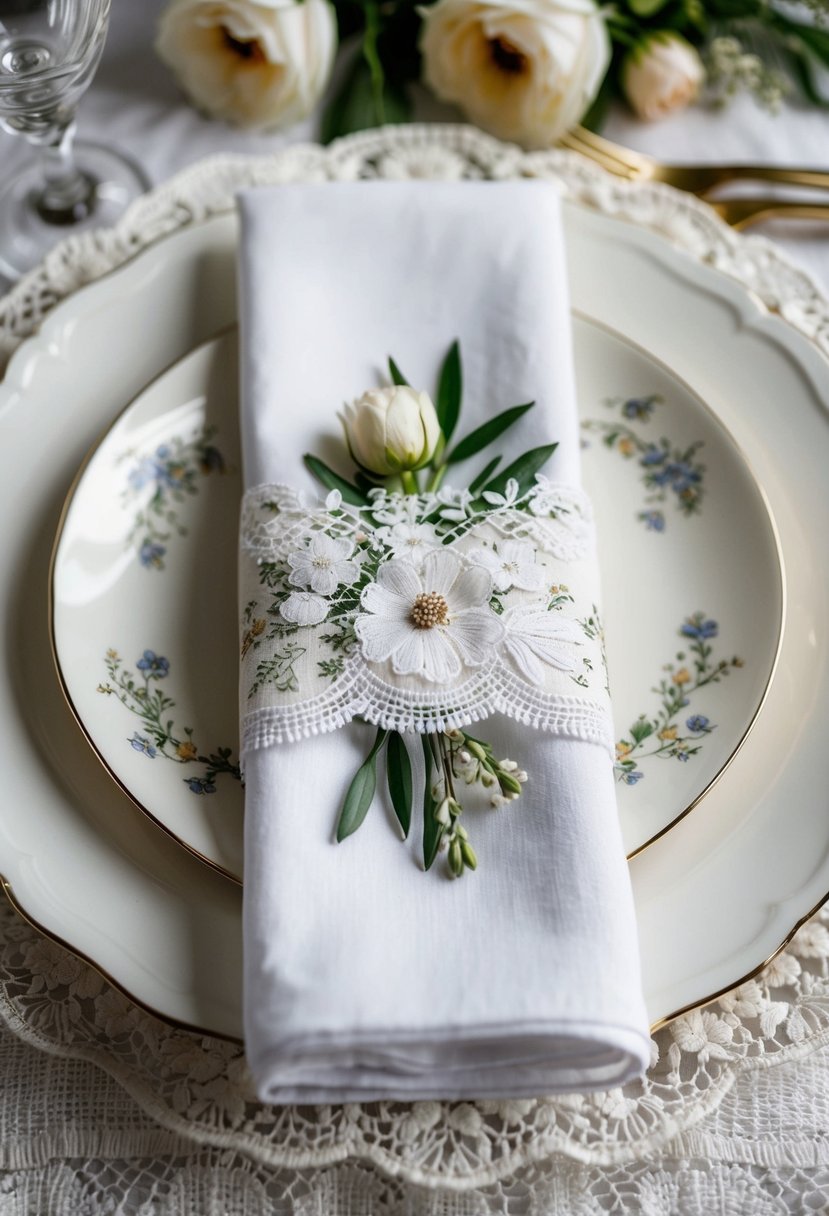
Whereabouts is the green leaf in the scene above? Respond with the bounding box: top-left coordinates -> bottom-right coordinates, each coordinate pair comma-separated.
303,455 -> 367,506
468,456 -> 502,496
481,443 -> 558,499
629,718 -> 654,744
628,0 -> 669,13
320,49 -> 410,145
388,356 -> 408,386
436,341 -> 462,444
336,728 -> 387,842
446,402 -> 535,465
386,731 -> 413,838
421,735 -> 443,871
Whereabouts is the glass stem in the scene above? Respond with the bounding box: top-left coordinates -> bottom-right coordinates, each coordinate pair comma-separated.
34,121 -> 96,226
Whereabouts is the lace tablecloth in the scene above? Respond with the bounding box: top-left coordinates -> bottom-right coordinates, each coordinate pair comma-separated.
2,5 -> 829,1213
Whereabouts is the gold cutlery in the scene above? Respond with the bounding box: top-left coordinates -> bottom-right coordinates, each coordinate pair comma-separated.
559,125 -> 829,201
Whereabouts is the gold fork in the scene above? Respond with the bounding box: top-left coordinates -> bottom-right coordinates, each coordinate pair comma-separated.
708,196 -> 829,230
559,125 -> 829,199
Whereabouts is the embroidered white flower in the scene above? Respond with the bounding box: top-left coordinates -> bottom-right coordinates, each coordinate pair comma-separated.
501,604 -> 581,684
466,539 -> 547,592
482,477 -> 520,509
355,549 -> 504,683
436,486 -> 474,523
287,533 -> 358,595
280,590 -> 328,626
377,521 -> 441,565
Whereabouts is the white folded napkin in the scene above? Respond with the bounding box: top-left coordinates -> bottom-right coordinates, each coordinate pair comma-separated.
237,180 -> 650,1104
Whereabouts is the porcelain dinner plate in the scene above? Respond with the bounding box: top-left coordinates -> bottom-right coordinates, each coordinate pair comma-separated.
0,131 -> 827,1037
51,319 -> 783,880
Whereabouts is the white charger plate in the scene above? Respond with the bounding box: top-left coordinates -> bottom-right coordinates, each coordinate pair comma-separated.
51,319 -> 782,880
1,131 -> 828,1036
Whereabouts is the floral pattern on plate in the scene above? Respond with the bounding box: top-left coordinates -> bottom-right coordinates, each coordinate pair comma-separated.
118,426 -> 227,570
614,613 -> 744,785
582,395 -> 706,532
97,648 -> 240,795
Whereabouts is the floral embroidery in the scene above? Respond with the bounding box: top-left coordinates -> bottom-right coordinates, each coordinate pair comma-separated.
355,549 -> 503,683
97,649 -> 240,794
501,605 -> 581,685
465,539 -> 547,593
287,532 -> 359,595
614,612 -> 744,785
119,426 -> 227,571
581,395 -> 706,530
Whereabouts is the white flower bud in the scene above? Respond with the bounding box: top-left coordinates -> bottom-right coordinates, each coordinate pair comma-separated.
435,797 -> 452,826
622,33 -> 705,121
515,770 -> 528,784
500,759 -> 518,772
341,386 -> 441,477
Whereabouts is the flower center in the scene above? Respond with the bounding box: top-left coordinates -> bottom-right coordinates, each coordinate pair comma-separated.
312,555 -> 332,569
221,27 -> 267,63
489,36 -> 528,75
411,592 -> 449,629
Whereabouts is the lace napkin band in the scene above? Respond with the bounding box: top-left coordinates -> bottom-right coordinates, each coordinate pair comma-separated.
239,481 -> 613,757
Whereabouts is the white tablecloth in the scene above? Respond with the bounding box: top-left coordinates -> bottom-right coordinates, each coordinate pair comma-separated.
1,3 -> 829,1212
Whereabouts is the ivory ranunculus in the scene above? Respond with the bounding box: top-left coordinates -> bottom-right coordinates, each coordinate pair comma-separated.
419,0 -> 610,148
155,0 -> 337,130
622,34 -> 705,121
341,386 -> 441,476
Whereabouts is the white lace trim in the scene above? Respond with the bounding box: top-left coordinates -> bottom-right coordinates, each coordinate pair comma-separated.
238,480 -> 611,755
242,660 -> 613,752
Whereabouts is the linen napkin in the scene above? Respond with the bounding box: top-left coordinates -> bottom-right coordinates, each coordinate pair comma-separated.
237,180 -> 650,1104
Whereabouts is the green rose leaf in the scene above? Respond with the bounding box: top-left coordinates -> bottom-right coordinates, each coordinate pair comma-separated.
446,402 -> 535,465
481,442 -> 559,500
303,454 -> 368,506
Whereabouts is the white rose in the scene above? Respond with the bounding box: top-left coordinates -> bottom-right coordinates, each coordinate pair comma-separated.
622,34 -> 705,121
156,0 -> 337,130
419,0 -> 610,148
341,386 -> 441,476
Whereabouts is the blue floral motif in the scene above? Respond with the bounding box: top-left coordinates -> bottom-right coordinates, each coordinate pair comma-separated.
639,510 -> 666,532
582,395 -> 706,531
681,617 -> 718,640
129,732 -> 157,758
613,615 -> 742,786
139,541 -> 166,569
622,397 -> 658,421
136,650 -> 170,678
98,649 -> 240,797
186,777 -> 217,795
120,426 -> 227,573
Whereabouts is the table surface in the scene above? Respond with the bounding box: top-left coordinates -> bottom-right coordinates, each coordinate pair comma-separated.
1,3 -> 829,1212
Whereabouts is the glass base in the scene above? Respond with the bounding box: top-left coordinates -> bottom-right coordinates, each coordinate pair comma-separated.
0,140 -> 150,281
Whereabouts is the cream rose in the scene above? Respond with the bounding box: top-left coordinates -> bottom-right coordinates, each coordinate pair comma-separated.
622,33 -> 705,121
341,386 -> 441,476
156,0 -> 337,130
419,0 -> 610,148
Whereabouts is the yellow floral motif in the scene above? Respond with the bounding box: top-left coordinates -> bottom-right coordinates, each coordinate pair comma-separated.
658,725 -> 678,741
616,741 -> 633,760
241,617 -> 267,658
672,668 -> 691,685
176,740 -> 198,761
617,437 -> 636,457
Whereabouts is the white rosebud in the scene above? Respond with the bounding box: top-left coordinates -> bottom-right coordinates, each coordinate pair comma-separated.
155,0 -> 337,130
341,386 -> 441,477
622,33 -> 705,121
420,0 -> 611,149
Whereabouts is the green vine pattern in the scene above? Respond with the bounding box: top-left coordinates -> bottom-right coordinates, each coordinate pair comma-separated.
97,648 -> 240,795
119,426 -> 226,571
615,612 -> 744,786
582,395 -> 705,533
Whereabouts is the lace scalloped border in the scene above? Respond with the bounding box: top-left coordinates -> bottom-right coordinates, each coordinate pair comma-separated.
241,658 -> 613,756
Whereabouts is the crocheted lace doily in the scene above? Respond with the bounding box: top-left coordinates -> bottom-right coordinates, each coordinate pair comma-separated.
1,124 -> 828,1187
